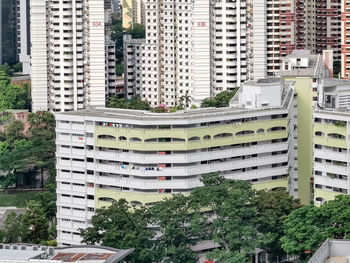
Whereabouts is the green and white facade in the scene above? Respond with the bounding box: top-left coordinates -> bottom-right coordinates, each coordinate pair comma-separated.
280,50 -> 325,205
313,79 -> 350,205
55,78 -> 297,246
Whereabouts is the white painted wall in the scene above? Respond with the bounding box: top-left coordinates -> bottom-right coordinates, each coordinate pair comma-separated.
191,0 -> 211,105
30,0 -> 48,112
253,0 -> 267,81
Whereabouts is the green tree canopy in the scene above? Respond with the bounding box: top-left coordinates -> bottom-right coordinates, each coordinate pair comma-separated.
0,63 -> 12,76
107,95 -> 150,110
150,195 -> 199,263
0,111 -> 56,190
0,211 -> 22,243
80,199 -> 156,263
20,200 -> 50,244
0,72 -> 31,110
12,62 -> 23,73
280,196 -> 350,261
5,120 -> 25,144
321,195 -> 350,239
201,90 -> 238,108
191,174 -> 258,263
254,190 -> 300,262
281,205 -> 328,262
34,183 -> 57,221
0,139 -> 33,190
0,201 -> 50,244
126,23 -> 146,39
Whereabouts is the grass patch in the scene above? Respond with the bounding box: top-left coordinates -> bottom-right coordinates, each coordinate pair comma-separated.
0,191 -> 44,208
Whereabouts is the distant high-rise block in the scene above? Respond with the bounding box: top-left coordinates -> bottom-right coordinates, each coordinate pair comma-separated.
342,0 -> 350,79
30,0 -> 116,112
17,0 -> 31,75
0,0 -> 18,65
141,0 -> 211,107
123,34 -> 144,99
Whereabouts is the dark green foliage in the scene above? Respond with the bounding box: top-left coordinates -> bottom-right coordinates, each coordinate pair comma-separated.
0,111 -> 56,190
191,174 -> 258,263
107,95 -> 150,110
20,201 -> 50,243
150,195 -> 199,263
0,139 -> 33,189
281,206 -> 328,262
115,63 -> 124,76
34,183 -> 57,221
281,195 -> 350,262
0,211 -> 22,243
333,60 -> 341,78
321,195 -> 350,239
126,23 -> 146,39
12,62 -> 23,73
179,90 -> 192,108
201,90 -> 238,108
81,199 -> 156,263
254,190 -> 300,262
110,13 -> 145,64
0,72 -> 31,110
111,14 -> 124,62
0,64 -> 12,76
82,174 -> 300,262
0,201 -> 50,244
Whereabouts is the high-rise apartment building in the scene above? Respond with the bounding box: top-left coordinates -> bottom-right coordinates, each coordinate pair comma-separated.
141,0 -> 211,107
313,79 -> 350,205
30,0 -> 116,112
17,0 -> 31,75
123,0 -> 145,28
129,0 -> 343,107
315,0 -> 341,60
123,34 -> 144,99
211,0 -> 249,94
342,0 -> 350,79
0,0 -> 18,65
280,50 -> 325,204
55,77 -> 297,245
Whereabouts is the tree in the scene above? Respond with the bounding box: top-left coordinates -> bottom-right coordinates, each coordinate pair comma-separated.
321,195 -> 350,239
180,91 -> 192,108
27,111 -> 56,185
201,90 -> 238,108
150,195 -> 199,263
28,111 -> 56,140
116,63 -> 124,76
126,23 -> 146,39
254,190 -> 300,262
80,199 -> 156,262
0,63 -> 12,76
12,62 -> 23,72
5,120 -> 25,144
281,195 -> 350,261
20,200 -> 50,244
107,95 -> 150,110
0,139 -> 33,190
34,183 -> 57,221
111,14 -> 124,63
0,72 -> 30,110
0,211 -> 22,243
190,173 -> 258,263
281,205 -> 329,262
333,60 -> 341,78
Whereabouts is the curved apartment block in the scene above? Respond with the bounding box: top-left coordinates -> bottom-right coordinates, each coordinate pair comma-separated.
55,78 -> 297,246
313,79 -> 350,205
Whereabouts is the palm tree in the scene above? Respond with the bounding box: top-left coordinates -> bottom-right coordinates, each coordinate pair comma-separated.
180,91 -> 192,108
179,96 -> 185,109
